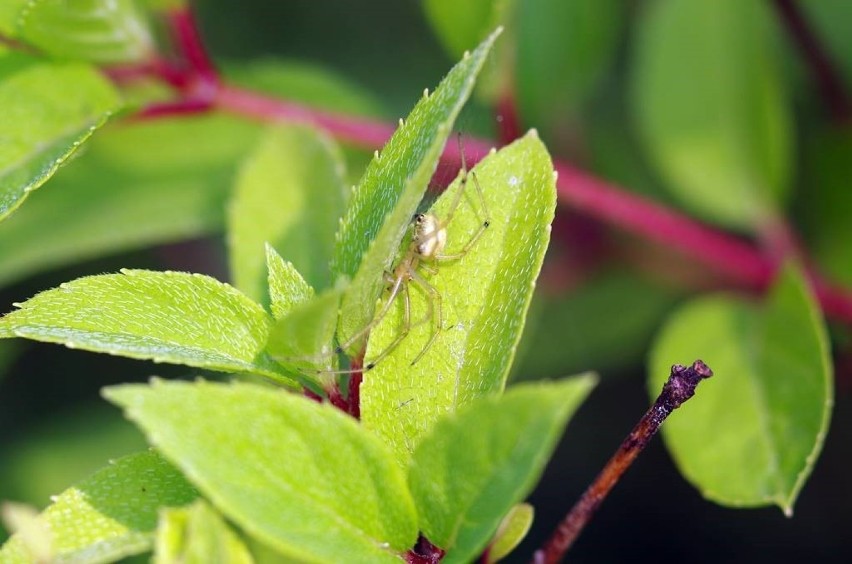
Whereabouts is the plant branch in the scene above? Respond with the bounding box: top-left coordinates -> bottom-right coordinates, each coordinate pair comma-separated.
107,5 -> 852,325
773,0 -> 851,123
532,360 -> 714,563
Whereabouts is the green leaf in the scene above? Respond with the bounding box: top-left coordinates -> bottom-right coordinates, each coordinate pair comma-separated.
332,28 -> 502,352
229,124 -> 347,299
517,0 -> 624,132
0,51 -> 120,222
0,451 -> 198,563
409,377 -> 595,563
484,503 -> 534,563
266,286 -> 343,374
632,0 -> 792,230
5,0 -> 154,63
648,265 -> 833,514
0,115 -> 262,288
265,244 -> 314,320
361,131 -> 556,465
104,380 -> 419,563
802,128 -> 852,286
423,0 -> 510,59
0,269 -> 286,382
154,501 -> 253,564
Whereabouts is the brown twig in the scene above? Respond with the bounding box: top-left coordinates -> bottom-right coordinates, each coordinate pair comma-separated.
773,0 -> 852,123
532,360 -> 714,563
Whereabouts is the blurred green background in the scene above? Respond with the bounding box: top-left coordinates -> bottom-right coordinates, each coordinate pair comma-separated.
2,0 -> 852,562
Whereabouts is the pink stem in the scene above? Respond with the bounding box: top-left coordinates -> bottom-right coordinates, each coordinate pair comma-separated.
211,84 -> 852,322
166,8 -> 219,84
93,2 -> 852,326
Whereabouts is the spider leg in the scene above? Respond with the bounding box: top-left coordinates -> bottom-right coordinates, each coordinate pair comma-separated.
361,277 -> 412,370
408,267 -> 442,366
434,158 -> 490,261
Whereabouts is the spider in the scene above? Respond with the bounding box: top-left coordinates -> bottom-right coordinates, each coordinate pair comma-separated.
320,141 -> 491,375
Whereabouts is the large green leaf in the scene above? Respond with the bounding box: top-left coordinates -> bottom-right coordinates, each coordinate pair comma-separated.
1,0 -> 153,63
0,270 -> 287,382
648,265 -> 833,513
104,380 -> 419,563
0,451 -> 197,563
409,377 -> 595,563
361,131 -> 556,465
332,28 -> 502,352
0,51 -> 120,222
153,501 -> 254,564
633,0 -> 792,230
517,0 -> 624,133
228,124 -> 347,300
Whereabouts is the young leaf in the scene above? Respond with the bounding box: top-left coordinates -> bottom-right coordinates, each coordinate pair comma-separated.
361,131 -> 556,465
0,270 -> 286,382
104,380 -> 419,563
0,451 -> 198,563
0,51 -> 120,222
408,376 -> 596,563
633,0 -> 792,230
153,500 -> 253,564
265,244 -> 314,320
3,0 -> 154,63
332,28 -> 502,352
0,115 -> 262,288
265,286 -> 343,373
484,503 -> 534,564
648,265 -> 833,514
229,124 -> 347,300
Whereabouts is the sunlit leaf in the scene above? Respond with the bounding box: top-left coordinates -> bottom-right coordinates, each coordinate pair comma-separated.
361,131 -> 556,465
332,28 -> 502,353
0,270 -> 288,383
104,380 -> 418,563
0,51 -> 120,222
409,377 -> 595,563
265,244 -> 314,320
648,265 -> 833,514
0,451 -> 197,563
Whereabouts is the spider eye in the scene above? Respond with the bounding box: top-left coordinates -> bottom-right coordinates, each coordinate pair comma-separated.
414,214 -> 425,223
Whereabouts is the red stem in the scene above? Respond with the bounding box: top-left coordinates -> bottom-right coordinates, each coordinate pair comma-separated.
167,7 -> 219,84
101,6 -> 852,325
153,82 -> 851,323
